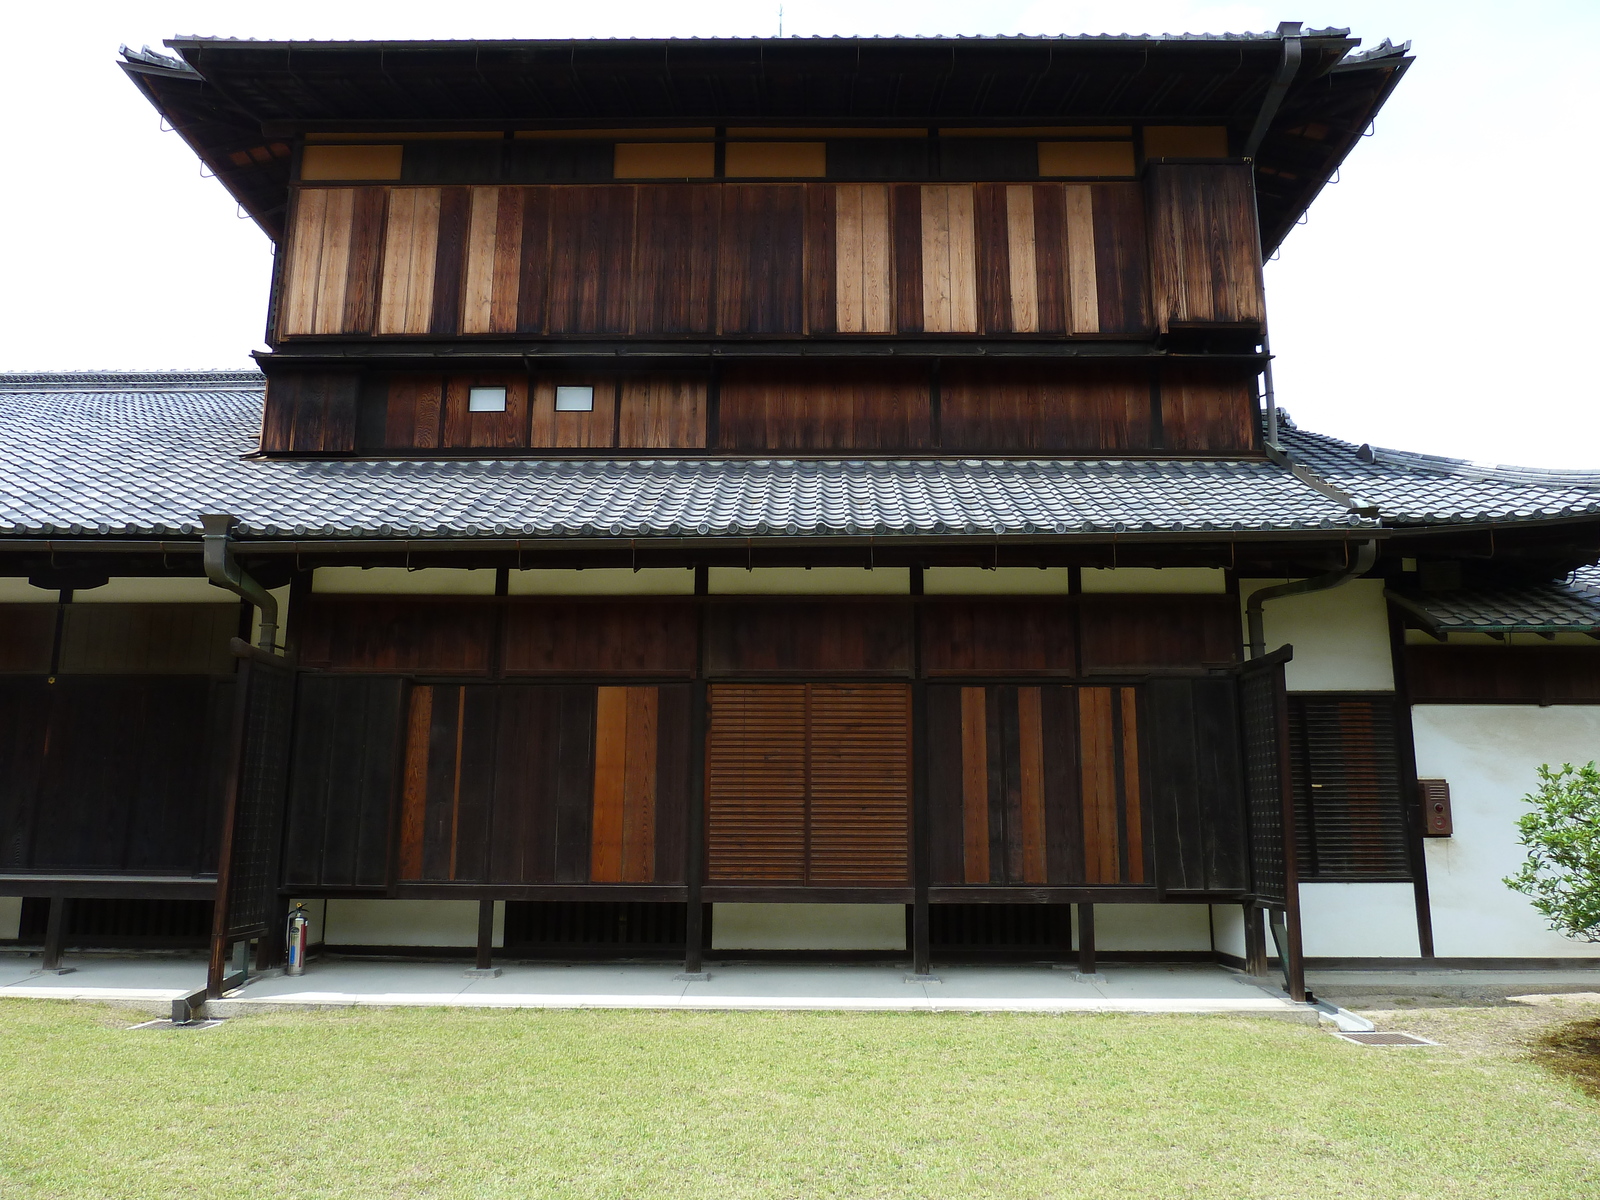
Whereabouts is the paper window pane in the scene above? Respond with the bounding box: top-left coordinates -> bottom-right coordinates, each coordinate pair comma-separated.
468,386 -> 507,413
555,385 -> 595,412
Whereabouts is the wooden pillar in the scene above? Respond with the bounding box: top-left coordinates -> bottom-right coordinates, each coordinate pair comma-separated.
1244,903 -> 1268,976
910,676 -> 931,977
475,899 -> 495,972
682,677 -> 708,978
1076,902 -> 1096,977
40,897 -> 70,973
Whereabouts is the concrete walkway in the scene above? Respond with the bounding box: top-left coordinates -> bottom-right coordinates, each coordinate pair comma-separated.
1,951 -> 1309,1016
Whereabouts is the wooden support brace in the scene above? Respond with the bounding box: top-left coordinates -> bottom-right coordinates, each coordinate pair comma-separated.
1076,903 -> 1099,979
39,897 -> 73,975
1244,903 -> 1268,976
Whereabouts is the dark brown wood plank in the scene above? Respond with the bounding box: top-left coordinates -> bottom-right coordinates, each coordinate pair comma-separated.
804,182 -> 837,334
703,602 -> 914,676
891,184 -> 923,332
1090,182 -> 1150,335
590,686 -> 627,882
548,185 -> 635,334
398,684 -> 432,880
1030,184 -> 1068,334
960,686 -> 988,884
973,183 -> 1011,334
516,187 -> 551,334
429,186 -> 471,336
553,685 -> 597,884
719,185 -> 806,334
635,185 -> 717,334
717,362 -> 932,452
295,598 -> 495,675
501,601 -> 698,676
919,600 -> 1077,676
1079,595 -> 1240,671
342,186 -> 387,333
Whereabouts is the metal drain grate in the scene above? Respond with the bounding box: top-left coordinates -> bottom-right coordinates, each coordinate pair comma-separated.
1336,1031 -> 1437,1047
127,1018 -> 225,1032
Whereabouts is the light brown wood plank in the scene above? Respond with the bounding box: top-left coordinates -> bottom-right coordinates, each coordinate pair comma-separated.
1078,686 -> 1118,883
377,187 -> 441,335
621,686 -> 659,883
531,378 -> 618,449
1004,185 -> 1039,333
459,187 -> 498,334
398,685 -> 432,881
282,188 -> 328,336
619,376 -> 707,448
1120,686 -> 1144,884
310,188 -> 355,334
1017,685 -> 1047,884
961,686 -> 990,883
947,185 -> 977,332
920,186 -> 977,333
591,685 -> 628,883
835,184 -> 892,333
1065,184 -> 1100,334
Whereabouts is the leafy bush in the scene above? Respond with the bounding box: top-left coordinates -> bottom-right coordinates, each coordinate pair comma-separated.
1505,762 -> 1600,942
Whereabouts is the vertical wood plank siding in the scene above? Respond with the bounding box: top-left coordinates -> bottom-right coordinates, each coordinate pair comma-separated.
706,684 -> 808,882
278,176 -> 1247,343
919,185 -> 978,332
591,686 -> 659,883
1146,163 -> 1265,331
960,687 -> 989,882
833,184 -> 892,333
618,376 -> 708,448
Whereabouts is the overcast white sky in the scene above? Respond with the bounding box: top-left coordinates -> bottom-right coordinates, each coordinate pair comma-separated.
1,1 -> 1595,468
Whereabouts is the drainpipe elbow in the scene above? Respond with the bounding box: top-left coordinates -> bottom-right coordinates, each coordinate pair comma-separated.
200,513 -> 278,653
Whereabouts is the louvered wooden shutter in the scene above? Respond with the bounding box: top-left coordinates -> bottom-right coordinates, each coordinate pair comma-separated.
808,685 -> 911,884
705,683 -> 910,885
706,684 -> 808,882
1287,695 -> 1410,881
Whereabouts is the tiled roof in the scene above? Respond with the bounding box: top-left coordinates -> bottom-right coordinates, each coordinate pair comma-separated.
1389,568 -> 1600,635
0,374 -> 1593,545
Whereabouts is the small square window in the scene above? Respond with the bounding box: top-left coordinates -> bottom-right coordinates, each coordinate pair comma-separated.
555,385 -> 595,412
468,386 -> 507,413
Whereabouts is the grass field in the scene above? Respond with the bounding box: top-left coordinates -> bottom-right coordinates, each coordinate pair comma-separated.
1,999 -> 1597,1198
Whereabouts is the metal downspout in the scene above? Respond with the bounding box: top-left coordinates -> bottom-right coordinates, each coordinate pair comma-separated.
1247,540 -> 1379,659
200,513 -> 278,653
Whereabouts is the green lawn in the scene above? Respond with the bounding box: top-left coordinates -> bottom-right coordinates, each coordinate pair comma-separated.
1,1000 -> 1597,1198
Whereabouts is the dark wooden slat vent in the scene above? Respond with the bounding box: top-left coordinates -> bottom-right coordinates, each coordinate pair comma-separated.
1287,694 -> 1410,881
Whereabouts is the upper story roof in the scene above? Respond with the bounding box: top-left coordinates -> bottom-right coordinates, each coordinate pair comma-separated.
119,29 -> 1410,253
1,373 -> 1594,553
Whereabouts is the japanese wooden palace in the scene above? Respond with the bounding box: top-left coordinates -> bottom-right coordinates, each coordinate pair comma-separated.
4,28 -> 1600,1000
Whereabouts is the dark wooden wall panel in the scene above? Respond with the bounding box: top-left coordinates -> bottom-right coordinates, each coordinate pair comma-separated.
891,184 -> 923,332
1146,163 -> 1265,332
501,601 -> 698,676
1160,365 -> 1257,453
548,186 -> 635,333
940,362 -> 1149,452
261,371 -> 361,454
0,606 -> 59,673
1405,646 -> 1600,704
1090,183 -> 1151,334
919,601 -> 1077,675
58,603 -> 239,675
429,186 -> 471,336
717,362 -> 933,451
804,183 -> 837,334
516,187 -> 552,333
703,602 -> 914,676
440,374 -> 531,450
283,675 -> 405,889
296,598 -> 495,674
973,183 -> 1011,333
1080,595 -> 1239,670
635,185 -> 717,334
1144,676 -> 1247,892
1030,184 -> 1069,334
720,185 -> 806,334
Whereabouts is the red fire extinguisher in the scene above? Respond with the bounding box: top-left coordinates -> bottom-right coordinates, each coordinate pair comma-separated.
286,905 -> 310,976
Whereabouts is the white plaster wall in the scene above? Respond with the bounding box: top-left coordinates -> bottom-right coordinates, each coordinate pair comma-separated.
1413,705 -> 1600,958
712,903 -> 906,950
312,567 -> 497,595
1298,883 -> 1420,958
1238,577 -> 1394,691
0,579 -> 63,600
509,568 -> 695,595
923,567 -> 1072,594
0,896 -> 21,941
1091,904 -> 1211,951
1081,568 -> 1225,594
72,577 -> 238,603
1210,905 -> 1245,960
709,567 -> 909,595
322,899 -> 503,948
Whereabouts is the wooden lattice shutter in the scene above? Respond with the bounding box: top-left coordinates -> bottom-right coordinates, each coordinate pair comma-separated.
706,684 -> 807,882
1287,695 -> 1410,881
808,685 -> 911,884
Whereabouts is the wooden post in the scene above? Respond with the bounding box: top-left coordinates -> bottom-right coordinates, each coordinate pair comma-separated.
1076,902 -> 1097,977
1244,903 -> 1268,976
681,677 -> 708,978
40,897 -> 71,974
475,899 -> 495,972
910,677 -> 931,977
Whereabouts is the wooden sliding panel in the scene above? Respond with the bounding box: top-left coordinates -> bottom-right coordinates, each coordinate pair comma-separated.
1143,677 -> 1248,893
834,184 -> 891,333
591,686 -> 659,883
919,185 -> 978,333
376,187 -> 442,335
618,375 -> 708,448
706,684 -> 808,882
1146,163 -> 1265,332
929,684 -> 1079,886
635,185 -> 717,334
1088,183 -> 1150,334
720,185 -> 806,334
1063,184 -> 1099,334
1003,185 -> 1039,332
460,187 -> 525,334
807,685 -> 911,885
1078,685 -> 1146,885
548,186 -> 635,334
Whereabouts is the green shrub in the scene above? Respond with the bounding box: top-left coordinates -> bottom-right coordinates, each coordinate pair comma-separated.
1505,762 -> 1600,942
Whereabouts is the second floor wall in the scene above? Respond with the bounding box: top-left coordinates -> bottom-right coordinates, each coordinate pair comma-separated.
275,164 -> 1263,345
